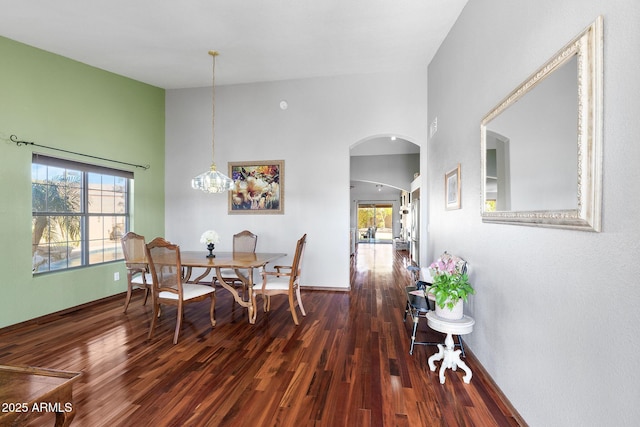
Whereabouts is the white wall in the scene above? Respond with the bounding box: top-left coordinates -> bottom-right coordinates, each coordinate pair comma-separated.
165,71 -> 428,289
428,1 -> 640,426
351,153 -> 419,191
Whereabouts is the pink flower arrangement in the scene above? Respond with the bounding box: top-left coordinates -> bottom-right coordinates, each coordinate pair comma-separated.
427,254 -> 474,310
429,257 -> 459,276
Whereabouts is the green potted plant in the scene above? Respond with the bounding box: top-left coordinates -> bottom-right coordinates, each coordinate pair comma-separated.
427,255 -> 474,319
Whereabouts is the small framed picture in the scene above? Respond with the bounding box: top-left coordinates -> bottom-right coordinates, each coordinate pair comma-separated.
445,164 -> 461,210
228,160 -> 284,214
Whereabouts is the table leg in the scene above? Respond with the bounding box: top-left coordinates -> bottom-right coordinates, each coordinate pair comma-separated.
246,267 -> 256,324
428,343 -> 444,372
185,266 -> 213,284
54,408 -> 76,427
247,268 -> 258,325
438,335 -> 456,384
455,352 -> 473,384
182,266 -> 193,282
429,333 -> 473,384
214,267 -> 256,324
53,389 -> 76,427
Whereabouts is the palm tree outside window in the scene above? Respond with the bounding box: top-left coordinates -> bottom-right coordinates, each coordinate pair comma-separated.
31,154 -> 132,273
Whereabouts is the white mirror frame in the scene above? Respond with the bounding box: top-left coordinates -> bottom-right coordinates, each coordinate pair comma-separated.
480,16 -> 603,231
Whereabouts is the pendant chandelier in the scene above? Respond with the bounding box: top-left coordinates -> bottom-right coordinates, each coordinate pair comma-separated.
191,50 -> 234,193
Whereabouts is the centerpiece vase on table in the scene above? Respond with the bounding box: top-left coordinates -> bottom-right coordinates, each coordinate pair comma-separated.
200,230 -> 220,258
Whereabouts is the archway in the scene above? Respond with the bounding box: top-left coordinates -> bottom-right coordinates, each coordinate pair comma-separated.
349,135 -> 421,260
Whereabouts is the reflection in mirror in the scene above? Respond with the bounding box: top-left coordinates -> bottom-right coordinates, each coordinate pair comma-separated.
485,130 -> 511,211
487,56 -> 578,212
480,17 -> 603,231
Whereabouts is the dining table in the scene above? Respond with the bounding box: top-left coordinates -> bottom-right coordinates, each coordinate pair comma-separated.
179,251 -> 285,324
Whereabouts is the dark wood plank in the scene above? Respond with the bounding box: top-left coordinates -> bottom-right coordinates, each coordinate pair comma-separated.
0,244 -> 527,426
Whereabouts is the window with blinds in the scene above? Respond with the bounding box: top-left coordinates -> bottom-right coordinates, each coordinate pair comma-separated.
31,154 -> 133,274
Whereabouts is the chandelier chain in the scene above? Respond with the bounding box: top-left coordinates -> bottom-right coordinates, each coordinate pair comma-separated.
210,50 -> 218,165
190,50 -> 233,193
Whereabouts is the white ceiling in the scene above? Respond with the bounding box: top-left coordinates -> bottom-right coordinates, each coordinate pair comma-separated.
0,0 -> 467,89
350,136 -> 419,156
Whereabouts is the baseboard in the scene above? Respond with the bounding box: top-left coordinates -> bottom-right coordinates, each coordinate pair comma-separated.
0,293 -> 125,335
462,342 -> 529,426
301,286 -> 350,292
0,287 -> 349,333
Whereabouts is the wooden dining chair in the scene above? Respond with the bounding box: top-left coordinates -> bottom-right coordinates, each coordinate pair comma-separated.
252,234 -> 307,325
120,232 -> 153,313
146,237 -> 216,344
217,230 -> 258,298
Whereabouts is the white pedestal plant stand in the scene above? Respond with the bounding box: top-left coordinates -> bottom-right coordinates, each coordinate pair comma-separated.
426,312 -> 475,384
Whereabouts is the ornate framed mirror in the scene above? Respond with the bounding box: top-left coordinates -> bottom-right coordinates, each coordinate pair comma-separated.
480,16 -> 603,231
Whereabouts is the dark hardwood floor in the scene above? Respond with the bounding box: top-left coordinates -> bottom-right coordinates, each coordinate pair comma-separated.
0,244 -> 525,426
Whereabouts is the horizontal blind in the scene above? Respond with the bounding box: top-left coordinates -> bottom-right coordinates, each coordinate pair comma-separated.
32,153 -> 134,179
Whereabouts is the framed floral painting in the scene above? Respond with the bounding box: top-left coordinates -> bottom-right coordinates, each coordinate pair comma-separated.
228,160 -> 284,214
445,164 -> 461,210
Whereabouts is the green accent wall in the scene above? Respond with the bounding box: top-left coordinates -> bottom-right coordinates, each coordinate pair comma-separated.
0,36 -> 165,328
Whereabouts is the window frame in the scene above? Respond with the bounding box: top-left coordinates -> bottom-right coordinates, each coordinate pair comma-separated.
31,154 -> 133,274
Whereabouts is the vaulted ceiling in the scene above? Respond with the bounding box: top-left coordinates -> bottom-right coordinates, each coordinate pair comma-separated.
0,0 -> 467,89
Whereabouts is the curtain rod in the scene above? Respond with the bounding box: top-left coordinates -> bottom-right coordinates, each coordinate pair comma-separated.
10,134 -> 150,170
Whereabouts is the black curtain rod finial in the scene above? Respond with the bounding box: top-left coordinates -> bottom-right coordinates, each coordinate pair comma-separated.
10,134 -> 33,146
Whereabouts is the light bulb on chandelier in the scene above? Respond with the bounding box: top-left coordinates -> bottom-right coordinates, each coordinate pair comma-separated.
191,51 -> 234,193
